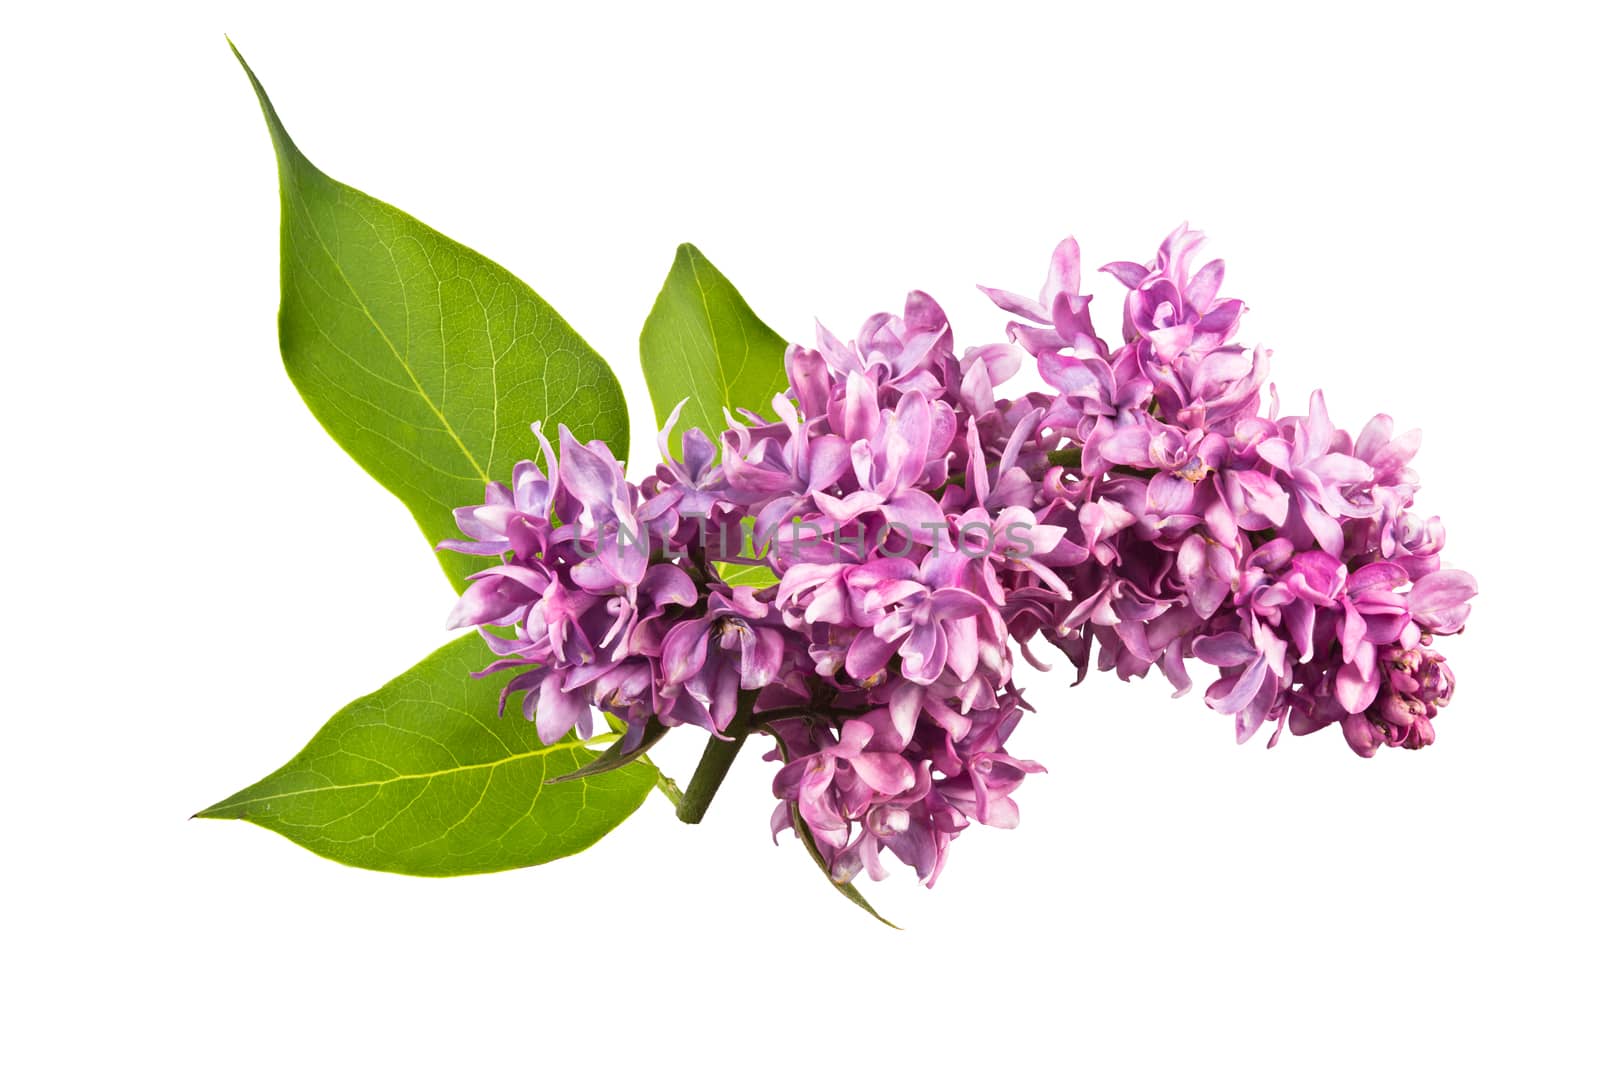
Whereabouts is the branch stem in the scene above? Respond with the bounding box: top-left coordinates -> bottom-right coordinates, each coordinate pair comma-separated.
675,700 -> 753,824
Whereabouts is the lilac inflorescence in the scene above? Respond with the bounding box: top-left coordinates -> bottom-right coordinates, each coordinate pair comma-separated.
441,226 -> 1477,887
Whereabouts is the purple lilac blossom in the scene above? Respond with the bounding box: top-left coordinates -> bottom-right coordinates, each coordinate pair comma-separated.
440,225 -> 1476,887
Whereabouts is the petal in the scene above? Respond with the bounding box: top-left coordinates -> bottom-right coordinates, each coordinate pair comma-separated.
1335,662 -> 1379,714
811,488 -> 883,526
1207,654 -> 1269,715
844,630 -> 896,682
927,588 -> 988,618
941,615 -> 980,681
740,628 -> 786,689
556,426 -> 620,507
977,285 -> 1048,323
1097,425 -> 1153,466
850,753 -> 917,796
885,683 -> 923,749
1347,561 -> 1408,595
1307,452 -> 1375,487
681,428 -> 717,479
1100,260 -> 1151,288
1043,237 -> 1084,301
1408,569 -> 1478,632
1340,601 -> 1367,655
1255,437 -> 1295,471
655,398 -> 689,466
900,622 -> 946,683
881,489 -> 947,537
660,619 -> 710,684
841,371 -> 880,443
1193,631 -> 1257,667
445,575 -> 532,629
806,435 -> 854,491
1186,257 -> 1225,311
1354,413 -> 1394,461
1298,492 -> 1347,556
1303,390 -> 1334,457
641,563 -> 698,608
785,344 -> 832,420
863,578 -> 927,613
1148,473 -> 1194,516
534,675 -> 590,745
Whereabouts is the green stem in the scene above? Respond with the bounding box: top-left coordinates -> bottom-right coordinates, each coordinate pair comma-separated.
1047,445 -> 1083,469
652,764 -> 685,808
675,699 -> 753,824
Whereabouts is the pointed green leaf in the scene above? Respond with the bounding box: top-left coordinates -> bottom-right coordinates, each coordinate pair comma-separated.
792,805 -> 900,929
545,719 -> 669,784
197,636 -> 654,875
639,243 -> 789,456
232,44 -> 628,592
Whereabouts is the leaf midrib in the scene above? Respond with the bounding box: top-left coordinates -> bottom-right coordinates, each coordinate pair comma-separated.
688,250 -> 734,422
208,733 -> 619,811
291,170 -> 491,485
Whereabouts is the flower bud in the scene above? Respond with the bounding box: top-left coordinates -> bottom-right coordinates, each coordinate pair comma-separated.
1341,713 -> 1383,758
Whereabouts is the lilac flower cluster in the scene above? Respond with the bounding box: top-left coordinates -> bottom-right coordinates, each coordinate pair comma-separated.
443,226 -> 1476,887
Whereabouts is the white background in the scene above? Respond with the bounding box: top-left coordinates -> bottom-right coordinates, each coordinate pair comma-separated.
5,2 -> 1596,1067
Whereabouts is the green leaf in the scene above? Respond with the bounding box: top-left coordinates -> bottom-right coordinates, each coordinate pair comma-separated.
545,719 -> 669,784
639,243 -> 789,456
792,805 -> 900,929
197,635 -> 655,876
711,518 -> 779,589
232,43 -> 628,592
716,562 -> 780,588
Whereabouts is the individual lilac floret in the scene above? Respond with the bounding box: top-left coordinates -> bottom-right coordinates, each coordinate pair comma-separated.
660,587 -> 787,733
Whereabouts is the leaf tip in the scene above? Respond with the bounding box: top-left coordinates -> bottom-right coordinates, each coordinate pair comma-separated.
226,38 -> 304,168
225,35 -> 254,82
193,795 -> 239,821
